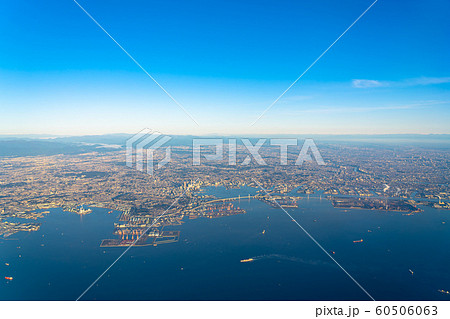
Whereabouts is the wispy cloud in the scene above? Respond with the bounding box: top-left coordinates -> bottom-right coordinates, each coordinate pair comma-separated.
352,79 -> 385,88
352,77 -> 450,88
404,77 -> 450,86
286,100 -> 449,115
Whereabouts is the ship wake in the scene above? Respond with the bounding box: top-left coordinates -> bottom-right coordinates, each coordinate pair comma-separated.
248,254 -> 329,266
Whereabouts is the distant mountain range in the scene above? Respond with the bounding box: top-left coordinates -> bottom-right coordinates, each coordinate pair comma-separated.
0,133 -> 449,157
0,139 -> 118,157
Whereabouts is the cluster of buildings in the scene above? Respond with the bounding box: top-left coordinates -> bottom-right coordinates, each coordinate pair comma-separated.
0,143 -> 448,231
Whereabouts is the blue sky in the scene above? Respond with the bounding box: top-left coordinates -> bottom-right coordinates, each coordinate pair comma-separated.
0,0 -> 449,135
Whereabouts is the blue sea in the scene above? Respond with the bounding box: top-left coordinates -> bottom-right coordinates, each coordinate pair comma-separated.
1,187 -> 449,301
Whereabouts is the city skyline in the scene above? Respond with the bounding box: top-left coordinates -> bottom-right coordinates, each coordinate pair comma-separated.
1,0 -> 449,135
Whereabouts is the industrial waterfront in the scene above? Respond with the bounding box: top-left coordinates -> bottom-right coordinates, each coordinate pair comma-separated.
1,186 -> 449,301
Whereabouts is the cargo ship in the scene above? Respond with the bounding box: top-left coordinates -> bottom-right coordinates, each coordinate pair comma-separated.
5,277 -> 13,281
353,239 -> 363,243
240,258 -> 254,263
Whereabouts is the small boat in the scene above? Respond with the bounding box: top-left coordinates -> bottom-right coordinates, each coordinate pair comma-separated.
5,263 -> 9,266
240,258 -> 254,263
331,251 -> 336,255
108,210 -> 113,214
438,289 -> 450,295
353,239 -> 363,243
5,277 -> 13,281
262,230 -> 266,234
409,269 -> 414,275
